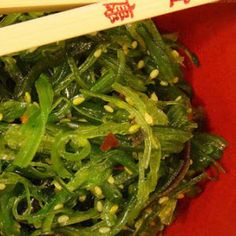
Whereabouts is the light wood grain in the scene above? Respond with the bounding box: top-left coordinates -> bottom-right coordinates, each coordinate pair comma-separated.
0,0 -> 218,57
0,0 -> 100,13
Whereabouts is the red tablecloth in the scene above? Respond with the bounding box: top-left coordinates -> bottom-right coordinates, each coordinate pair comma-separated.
155,3 -> 236,236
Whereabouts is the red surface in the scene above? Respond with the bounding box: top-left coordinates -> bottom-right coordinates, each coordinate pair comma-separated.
154,3 -> 236,236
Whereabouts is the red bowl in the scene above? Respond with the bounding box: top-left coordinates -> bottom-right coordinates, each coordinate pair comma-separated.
154,3 -> 236,236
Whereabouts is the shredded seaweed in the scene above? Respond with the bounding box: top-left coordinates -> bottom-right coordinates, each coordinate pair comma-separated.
0,16 -> 226,236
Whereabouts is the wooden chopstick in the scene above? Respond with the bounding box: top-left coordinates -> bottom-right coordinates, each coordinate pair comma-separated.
0,0 -> 218,57
0,0 -> 100,14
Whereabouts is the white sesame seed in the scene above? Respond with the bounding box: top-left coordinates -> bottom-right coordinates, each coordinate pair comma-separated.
94,49 -> 102,58
124,167 -> 133,175
119,184 -> 124,189
57,215 -> 69,225
104,105 -> 114,113
131,41 -> 138,49
128,124 -> 140,134
150,69 -> 159,80
33,102 -> 40,108
96,201 -> 103,212
150,92 -> 158,102
0,113 -> 3,121
135,219 -> 143,229
24,92 -> 31,103
172,77 -> 179,84
79,195 -> 87,202
0,183 -> 6,190
171,50 -> 180,58
177,193 -> 185,199
99,227 -> 111,234
187,107 -> 192,114
190,159 -> 193,165
72,96 -> 85,106
137,60 -> 145,69
144,112 -> 153,125
54,204 -> 64,210
128,114 -> 135,120
122,44 -> 129,55
94,186 -> 103,197
110,205 -> 119,215
107,175 -> 115,185
160,80 -> 168,86
158,196 -> 169,204
53,181 -> 62,191
145,207 -> 152,214
175,96 -> 182,101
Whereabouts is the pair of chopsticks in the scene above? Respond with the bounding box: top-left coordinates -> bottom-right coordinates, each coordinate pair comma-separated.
0,0 -> 221,56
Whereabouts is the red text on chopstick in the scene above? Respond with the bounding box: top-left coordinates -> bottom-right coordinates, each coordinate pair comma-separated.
103,0 -> 136,24
170,0 -> 191,7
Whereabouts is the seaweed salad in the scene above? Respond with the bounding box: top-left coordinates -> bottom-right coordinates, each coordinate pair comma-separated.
0,14 -> 227,236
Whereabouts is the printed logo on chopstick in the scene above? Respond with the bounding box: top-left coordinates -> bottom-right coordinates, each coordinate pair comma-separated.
170,0 -> 191,7
103,0 -> 136,24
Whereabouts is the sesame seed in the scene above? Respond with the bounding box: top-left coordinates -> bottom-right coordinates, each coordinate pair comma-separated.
60,118 -> 71,123
0,183 -> 6,190
104,105 -> 114,113
175,96 -> 182,101
150,92 -> 158,102
145,207 -> 152,214
131,41 -> 138,49
122,44 -> 129,55
53,181 -> 62,191
149,69 -> 159,79
172,77 -> 179,84
79,195 -> 87,202
144,112 -> 153,125
128,114 -> 135,120
24,92 -> 31,103
171,50 -> 180,58
160,81 -> 168,86
96,201 -> 103,212
177,193 -> 185,199
119,184 -> 124,189
110,205 -> 119,215
137,60 -> 145,69
124,167 -> 133,175
33,102 -> 40,108
54,204 -> 64,210
187,107 -> 192,114
158,196 -> 169,204
94,186 -> 103,197
99,227 -> 111,234
107,175 -> 115,185
0,113 -> 3,121
94,49 -> 102,58
72,96 -> 85,106
57,215 -> 69,225
128,124 -> 140,134
150,220 -> 156,226
135,219 -> 143,229
190,159 -> 193,165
